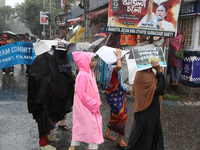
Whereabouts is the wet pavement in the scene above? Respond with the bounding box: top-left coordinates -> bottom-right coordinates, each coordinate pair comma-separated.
0,65 -> 200,150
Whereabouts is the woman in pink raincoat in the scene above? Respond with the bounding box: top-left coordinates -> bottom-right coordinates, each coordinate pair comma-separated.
69,51 -> 104,150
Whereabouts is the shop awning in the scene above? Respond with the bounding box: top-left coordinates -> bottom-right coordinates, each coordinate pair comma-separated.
58,7 -> 108,26
94,32 -> 110,37
58,17 -> 81,26
79,7 -> 108,21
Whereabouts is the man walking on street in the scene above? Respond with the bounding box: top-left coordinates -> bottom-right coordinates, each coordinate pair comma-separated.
0,34 -> 13,75
24,33 -> 31,74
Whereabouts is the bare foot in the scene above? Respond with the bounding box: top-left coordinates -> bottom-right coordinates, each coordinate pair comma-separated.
103,134 -> 116,141
171,80 -> 176,85
69,146 -> 75,150
117,138 -> 126,144
117,134 -> 127,147
59,124 -> 70,131
175,81 -> 179,86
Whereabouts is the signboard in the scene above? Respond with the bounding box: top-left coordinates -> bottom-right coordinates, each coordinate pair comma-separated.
129,47 -> 167,71
107,0 -> 182,37
0,42 -> 36,69
179,2 -> 200,16
120,35 -> 127,45
127,35 -> 137,45
61,0 -> 65,8
40,11 -> 48,25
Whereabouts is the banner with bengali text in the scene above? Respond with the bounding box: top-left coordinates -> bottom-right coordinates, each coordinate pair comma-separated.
107,0 -> 181,37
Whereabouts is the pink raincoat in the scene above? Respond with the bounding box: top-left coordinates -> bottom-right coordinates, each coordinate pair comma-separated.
72,51 -> 104,144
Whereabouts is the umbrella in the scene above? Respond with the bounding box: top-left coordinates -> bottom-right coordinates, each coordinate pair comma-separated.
94,32 -> 110,37
33,39 -> 77,56
1,31 -> 21,41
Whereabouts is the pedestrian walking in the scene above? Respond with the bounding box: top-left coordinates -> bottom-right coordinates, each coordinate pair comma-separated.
20,34 -> 25,69
69,51 -> 104,150
57,46 -> 75,131
0,34 -> 14,75
103,49 -> 128,147
126,60 -> 165,150
24,33 -> 31,74
28,46 -> 74,150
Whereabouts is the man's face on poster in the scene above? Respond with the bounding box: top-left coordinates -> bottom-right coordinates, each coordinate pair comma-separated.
156,6 -> 167,21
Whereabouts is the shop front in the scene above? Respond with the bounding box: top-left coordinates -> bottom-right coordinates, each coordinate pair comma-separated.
179,0 -> 200,87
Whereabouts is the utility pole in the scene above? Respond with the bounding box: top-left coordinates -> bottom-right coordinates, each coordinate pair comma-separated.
43,0 -> 45,39
84,0 -> 89,42
64,0 -> 68,40
50,0 -> 52,39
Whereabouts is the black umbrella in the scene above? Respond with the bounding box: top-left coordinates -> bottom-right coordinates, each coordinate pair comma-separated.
1,31 -> 21,41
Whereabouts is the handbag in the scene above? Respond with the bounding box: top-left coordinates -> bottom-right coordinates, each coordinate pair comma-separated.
174,47 -> 184,59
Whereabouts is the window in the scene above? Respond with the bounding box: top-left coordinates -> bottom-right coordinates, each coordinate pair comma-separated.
178,17 -> 193,49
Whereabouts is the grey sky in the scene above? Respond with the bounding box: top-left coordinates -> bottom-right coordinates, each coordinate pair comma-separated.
6,0 -> 25,8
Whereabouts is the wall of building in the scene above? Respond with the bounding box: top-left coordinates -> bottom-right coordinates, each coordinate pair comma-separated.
179,1 -> 200,51
0,0 -> 5,7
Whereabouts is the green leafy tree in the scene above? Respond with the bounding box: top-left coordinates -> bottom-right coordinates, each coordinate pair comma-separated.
15,0 -> 75,38
0,6 -> 15,32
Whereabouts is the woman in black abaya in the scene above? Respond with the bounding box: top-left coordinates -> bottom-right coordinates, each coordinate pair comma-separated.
28,46 -> 74,150
126,60 -> 165,150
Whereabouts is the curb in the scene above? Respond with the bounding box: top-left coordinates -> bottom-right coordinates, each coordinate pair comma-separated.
99,89 -> 200,107
162,100 -> 200,107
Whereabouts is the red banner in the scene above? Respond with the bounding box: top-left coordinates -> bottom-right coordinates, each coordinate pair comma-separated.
127,35 -> 137,45
120,35 -> 127,45
107,0 -> 181,37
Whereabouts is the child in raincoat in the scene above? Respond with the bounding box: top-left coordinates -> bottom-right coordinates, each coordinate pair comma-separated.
69,51 -> 104,150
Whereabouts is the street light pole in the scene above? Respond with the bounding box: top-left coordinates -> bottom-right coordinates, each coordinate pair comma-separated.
65,0 -> 68,40
84,0 -> 89,42
49,0 -> 51,39
43,0 -> 45,39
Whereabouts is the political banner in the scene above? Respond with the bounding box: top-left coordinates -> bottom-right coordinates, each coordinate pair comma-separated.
129,47 -> 167,71
0,42 -> 36,69
107,0 -> 181,37
181,57 -> 192,80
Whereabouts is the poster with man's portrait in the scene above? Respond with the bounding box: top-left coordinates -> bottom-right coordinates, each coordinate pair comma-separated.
107,0 -> 181,37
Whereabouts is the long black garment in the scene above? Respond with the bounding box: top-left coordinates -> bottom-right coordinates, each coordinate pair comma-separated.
126,72 -> 165,150
27,49 -> 74,138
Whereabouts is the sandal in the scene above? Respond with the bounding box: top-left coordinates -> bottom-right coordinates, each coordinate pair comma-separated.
103,135 -> 116,141
171,80 -> 176,86
40,145 -> 56,150
47,135 -> 55,142
58,125 -> 70,131
117,142 -> 127,147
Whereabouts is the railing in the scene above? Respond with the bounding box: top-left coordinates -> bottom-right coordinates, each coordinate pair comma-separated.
68,52 -> 107,88
94,57 -> 107,88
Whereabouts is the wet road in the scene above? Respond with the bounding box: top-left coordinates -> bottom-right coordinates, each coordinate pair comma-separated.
0,65 -> 200,150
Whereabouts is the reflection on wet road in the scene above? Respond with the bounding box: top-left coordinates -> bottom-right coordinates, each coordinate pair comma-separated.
0,65 -> 199,150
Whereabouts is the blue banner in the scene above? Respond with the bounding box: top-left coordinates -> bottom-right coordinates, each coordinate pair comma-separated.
179,2 -> 200,16
0,41 -> 36,69
192,58 -> 200,81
